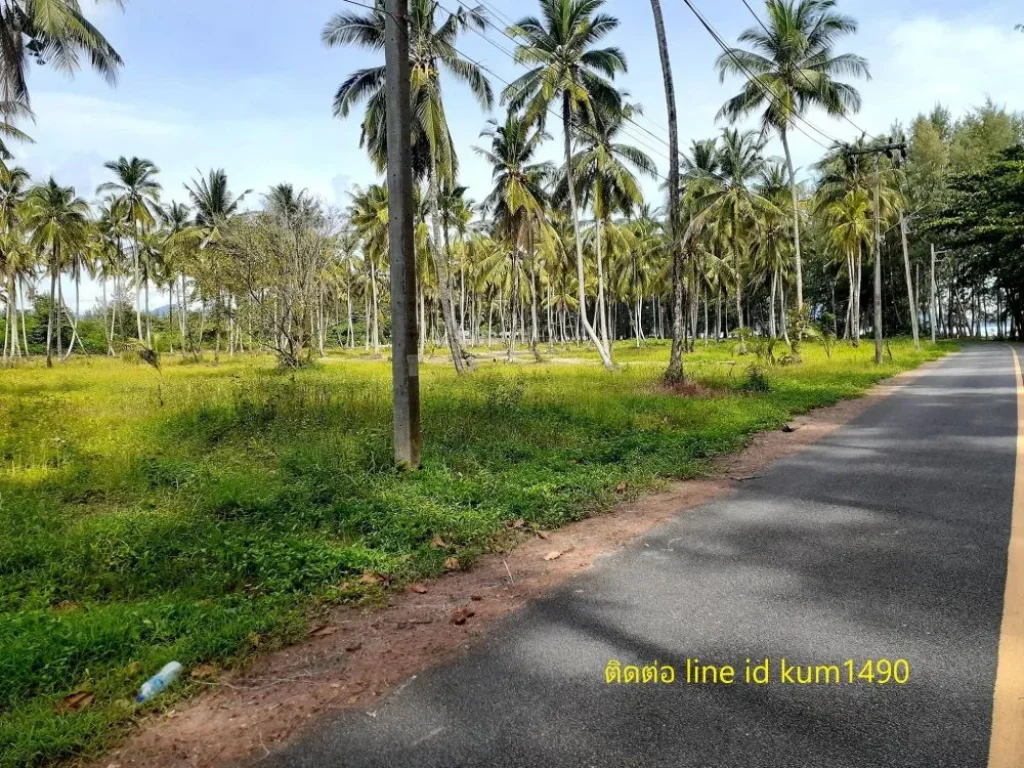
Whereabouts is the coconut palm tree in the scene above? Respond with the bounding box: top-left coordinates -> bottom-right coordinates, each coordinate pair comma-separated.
475,113 -> 553,360
323,0 -> 493,374
0,165 -> 30,359
22,178 -> 89,366
502,0 -> 627,370
348,184 -> 392,355
186,169 -> 248,237
184,169 -> 250,361
820,188 -> 870,341
716,0 -> 869,318
0,0 -> 123,107
753,161 -> 795,340
814,138 -> 900,346
97,156 -> 162,343
556,102 -> 656,358
647,0 -> 685,378
0,223 -> 31,359
94,195 -> 127,353
686,129 -> 778,352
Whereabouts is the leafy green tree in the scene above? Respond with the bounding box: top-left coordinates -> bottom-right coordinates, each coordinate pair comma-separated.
716,0 -> 869,317
928,146 -> 1024,338
503,0 -> 627,370
323,0 -> 493,374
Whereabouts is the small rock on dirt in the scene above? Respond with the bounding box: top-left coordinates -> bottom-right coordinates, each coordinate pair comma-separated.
450,607 -> 475,625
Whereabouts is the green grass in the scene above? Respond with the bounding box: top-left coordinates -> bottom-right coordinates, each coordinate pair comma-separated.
0,338 -> 955,766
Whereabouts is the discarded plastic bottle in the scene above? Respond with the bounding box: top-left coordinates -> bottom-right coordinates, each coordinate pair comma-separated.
136,662 -> 183,703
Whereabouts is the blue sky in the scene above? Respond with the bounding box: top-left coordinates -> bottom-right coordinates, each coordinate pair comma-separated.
19,0 -> 1024,306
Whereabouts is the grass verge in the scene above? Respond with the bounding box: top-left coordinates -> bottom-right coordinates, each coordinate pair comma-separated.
0,339 -> 955,766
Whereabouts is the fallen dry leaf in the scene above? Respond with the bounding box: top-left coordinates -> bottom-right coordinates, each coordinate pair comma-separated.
409,583 -> 428,594
358,572 -> 380,585
308,625 -> 338,638
615,481 -> 629,493
510,518 -> 525,529
430,535 -> 447,549
450,607 -> 475,625
444,556 -> 460,571
56,691 -> 94,713
544,551 -> 563,561
536,530 -> 549,540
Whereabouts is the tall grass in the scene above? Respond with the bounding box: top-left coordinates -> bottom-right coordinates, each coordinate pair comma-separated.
0,339 -> 954,766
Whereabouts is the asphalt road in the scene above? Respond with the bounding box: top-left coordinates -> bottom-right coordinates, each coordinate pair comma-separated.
264,345 -> 1020,768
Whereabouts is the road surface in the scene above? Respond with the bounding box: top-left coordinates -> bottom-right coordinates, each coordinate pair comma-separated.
264,345 -> 1023,768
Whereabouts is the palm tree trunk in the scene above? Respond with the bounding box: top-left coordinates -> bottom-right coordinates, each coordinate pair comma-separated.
144,278 -> 152,346
650,0 -> 684,381
508,250 -> 518,363
428,163 -> 469,374
853,241 -> 863,346
21,281 -> 29,357
132,223 -> 143,341
780,127 -> 804,322
46,260 -> 57,367
562,95 -> 613,370
780,277 -> 790,344
370,258 -> 380,355
769,269 -> 778,338
595,221 -> 610,349
734,247 -> 744,352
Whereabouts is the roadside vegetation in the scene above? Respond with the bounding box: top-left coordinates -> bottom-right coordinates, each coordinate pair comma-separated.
0,339 -> 952,766
0,0 -> 1015,765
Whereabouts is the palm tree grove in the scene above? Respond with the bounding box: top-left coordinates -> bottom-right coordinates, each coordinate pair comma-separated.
1,1 -> 1023,767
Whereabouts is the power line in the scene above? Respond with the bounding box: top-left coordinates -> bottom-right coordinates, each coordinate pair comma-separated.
338,0 -> 841,229
735,0 -> 883,143
473,0 -> 673,142
448,0 -> 679,165
677,0 -> 835,150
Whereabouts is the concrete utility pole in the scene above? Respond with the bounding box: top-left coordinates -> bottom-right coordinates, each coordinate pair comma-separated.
842,139 -> 907,365
930,245 -> 949,344
384,0 -> 421,468
873,155 -> 883,365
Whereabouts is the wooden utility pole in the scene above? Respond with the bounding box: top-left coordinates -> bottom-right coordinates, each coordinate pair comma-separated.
384,0 -> 421,468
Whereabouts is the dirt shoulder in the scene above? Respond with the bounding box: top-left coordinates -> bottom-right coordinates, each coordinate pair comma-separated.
95,361 -> 938,768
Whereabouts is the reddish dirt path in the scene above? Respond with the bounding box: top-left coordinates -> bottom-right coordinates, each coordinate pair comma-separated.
97,364 -> 933,768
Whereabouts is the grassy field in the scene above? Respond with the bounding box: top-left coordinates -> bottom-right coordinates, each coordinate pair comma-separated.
0,339 -> 954,766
